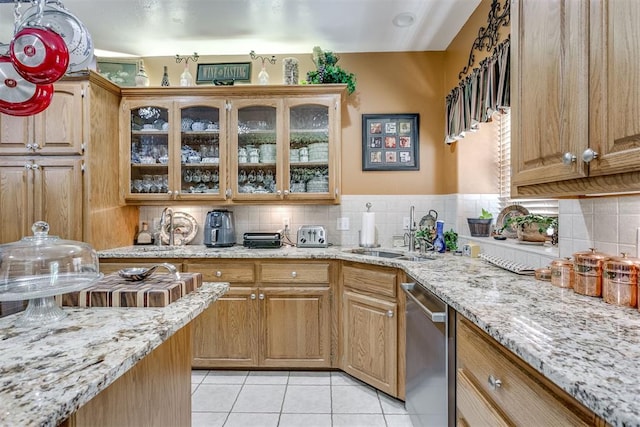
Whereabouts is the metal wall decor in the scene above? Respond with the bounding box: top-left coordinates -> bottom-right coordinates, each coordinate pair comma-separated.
249,50 -> 276,65
175,53 -> 199,64
458,0 -> 510,79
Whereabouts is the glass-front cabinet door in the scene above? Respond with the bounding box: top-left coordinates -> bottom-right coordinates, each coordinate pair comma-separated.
124,100 -> 173,201
229,99 -> 283,201
286,96 -> 340,201
175,100 -> 227,201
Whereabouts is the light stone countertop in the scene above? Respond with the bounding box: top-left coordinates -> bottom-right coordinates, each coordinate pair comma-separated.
0,282 -> 229,427
98,244 -> 640,426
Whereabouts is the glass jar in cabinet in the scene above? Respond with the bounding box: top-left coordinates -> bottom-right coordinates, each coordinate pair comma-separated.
286,97 -> 340,202
229,99 -> 282,200
125,101 -> 173,201
176,102 -> 227,201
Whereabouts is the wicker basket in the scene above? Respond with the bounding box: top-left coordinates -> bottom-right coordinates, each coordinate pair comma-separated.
467,218 -> 493,237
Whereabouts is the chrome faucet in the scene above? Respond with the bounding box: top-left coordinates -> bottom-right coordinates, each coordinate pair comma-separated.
160,207 -> 174,246
408,205 -> 417,252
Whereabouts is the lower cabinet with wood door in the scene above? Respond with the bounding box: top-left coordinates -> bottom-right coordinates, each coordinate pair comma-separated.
340,262 -> 400,398
186,259 -> 333,369
456,317 -> 605,426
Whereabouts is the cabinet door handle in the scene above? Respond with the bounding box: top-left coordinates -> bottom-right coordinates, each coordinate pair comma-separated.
32,143 -> 39,150
283,189 -> 290,196
291,271 -> 297,278
31,163 -> 39,169
167,190 -> 173,195
386,310 -> 394,318
26,143 -> 33,151
215,271 -> 222,277
582,148 -> 599,163
276,190 -> 282,196
562,152 -> 576,165
250,293 -> 256,300
259,293 -> 265,300
24,164 -> 32,169
488,375 -> 502,390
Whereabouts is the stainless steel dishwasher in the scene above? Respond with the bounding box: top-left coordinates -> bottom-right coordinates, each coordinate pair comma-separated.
401,280 -> 455,427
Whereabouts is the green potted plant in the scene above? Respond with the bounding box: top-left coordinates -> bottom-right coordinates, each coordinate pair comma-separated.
500,214 -> 558,243
305,46 -> 356,95
444,229 -> 458,251
467,208 -> 493,237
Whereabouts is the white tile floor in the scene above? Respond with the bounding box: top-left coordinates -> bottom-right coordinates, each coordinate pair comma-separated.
191,370 -> 412,427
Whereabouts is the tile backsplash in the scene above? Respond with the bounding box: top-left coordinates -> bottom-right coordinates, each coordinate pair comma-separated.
138,194 -> 640,269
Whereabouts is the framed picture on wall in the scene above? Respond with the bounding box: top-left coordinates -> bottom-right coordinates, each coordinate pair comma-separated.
362,114 -> 419,171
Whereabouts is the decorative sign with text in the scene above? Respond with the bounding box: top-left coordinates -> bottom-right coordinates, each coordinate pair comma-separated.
196,62 -> 252,84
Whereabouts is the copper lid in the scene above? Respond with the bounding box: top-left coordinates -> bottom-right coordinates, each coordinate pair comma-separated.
603,253 -> 640,273
550,257 -> 573,268
573,248 -> 610,265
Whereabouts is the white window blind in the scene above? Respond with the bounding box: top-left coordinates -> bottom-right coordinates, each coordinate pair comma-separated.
495,110 -> 558,216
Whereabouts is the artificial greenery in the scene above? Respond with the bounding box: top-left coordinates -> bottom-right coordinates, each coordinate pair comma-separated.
444,229 -> 458,251
501,214 -> 558,234
478,208 -> 493,219
306,46 -> 356,95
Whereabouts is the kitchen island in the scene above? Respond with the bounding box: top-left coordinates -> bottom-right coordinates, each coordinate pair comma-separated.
99,245 -> 640,426
0,282 -> 228,427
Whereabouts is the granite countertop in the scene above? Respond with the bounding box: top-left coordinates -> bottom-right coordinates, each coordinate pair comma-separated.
0,282 -> 228,427
99,245 -> 640,426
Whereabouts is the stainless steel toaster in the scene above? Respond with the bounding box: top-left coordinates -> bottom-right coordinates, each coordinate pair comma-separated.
297,225 -> 328,248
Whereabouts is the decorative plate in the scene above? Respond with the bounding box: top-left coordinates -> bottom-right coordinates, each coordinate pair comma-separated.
496,204 -> 529,239
160,211 -> 198,245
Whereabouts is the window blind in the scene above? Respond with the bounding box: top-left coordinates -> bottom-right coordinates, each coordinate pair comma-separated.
495,110 -> 558,216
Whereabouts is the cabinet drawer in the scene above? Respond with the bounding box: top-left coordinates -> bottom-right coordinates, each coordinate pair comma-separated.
259,262 -> 330,284
342,264 -> 397,298
456,368 -> 509,427
457,319 -> 592,426
184,262 -> 255,283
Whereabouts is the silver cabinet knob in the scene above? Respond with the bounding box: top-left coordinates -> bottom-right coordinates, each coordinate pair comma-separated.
31,163 -> 39,169
32,143 -> 39,150
562,152 -> 576,165
259,293 -> 265,300
283,189 -> 290,196
26,143 -> 33,150
167,190 -> 173,195
250,293 -> 256,300
488,375 -> 502,390
215,271 -> 222,277
291,271 -> 297,278
24,164 -> 31,169
276,190 -> 282,196
387,310 -> 394,318
582,148 -> 599,163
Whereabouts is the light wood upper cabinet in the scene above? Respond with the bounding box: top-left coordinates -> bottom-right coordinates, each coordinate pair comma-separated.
512,0 -> 640,197
0,83 -> 83,156
0,157 -> 82,243
119,85 -> 344,205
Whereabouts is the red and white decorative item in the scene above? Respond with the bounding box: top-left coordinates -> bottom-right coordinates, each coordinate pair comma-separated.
0,55 -> 54,117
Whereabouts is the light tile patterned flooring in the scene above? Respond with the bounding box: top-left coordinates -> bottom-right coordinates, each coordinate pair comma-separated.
191,370 -> 411,427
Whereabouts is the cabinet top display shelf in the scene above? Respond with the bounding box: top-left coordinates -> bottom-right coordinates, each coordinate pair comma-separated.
120,84 -> 348,98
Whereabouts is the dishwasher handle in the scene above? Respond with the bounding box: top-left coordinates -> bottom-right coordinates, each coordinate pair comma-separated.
401,282 -> 447,323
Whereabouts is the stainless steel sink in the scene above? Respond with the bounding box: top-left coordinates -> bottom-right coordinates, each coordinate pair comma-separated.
344,248 -> 405,258
344,248 -> 435,261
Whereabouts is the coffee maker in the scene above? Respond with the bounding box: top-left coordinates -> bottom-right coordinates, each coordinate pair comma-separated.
204,209 -> 236,247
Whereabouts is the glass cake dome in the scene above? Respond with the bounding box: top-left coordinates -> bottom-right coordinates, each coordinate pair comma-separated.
0,221 -> 102,325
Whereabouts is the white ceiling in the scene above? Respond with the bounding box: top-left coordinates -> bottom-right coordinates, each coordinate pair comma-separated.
0,0 -> 481,58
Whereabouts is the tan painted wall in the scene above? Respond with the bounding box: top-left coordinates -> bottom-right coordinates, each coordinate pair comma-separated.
442,0 -> 510,194
132,0 -> 506,196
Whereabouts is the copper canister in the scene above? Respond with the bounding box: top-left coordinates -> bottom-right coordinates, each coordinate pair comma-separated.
602,253 -> 639,307
550,257 -> 574,288
573,248 -> 610,297
535,267 -> 551,281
